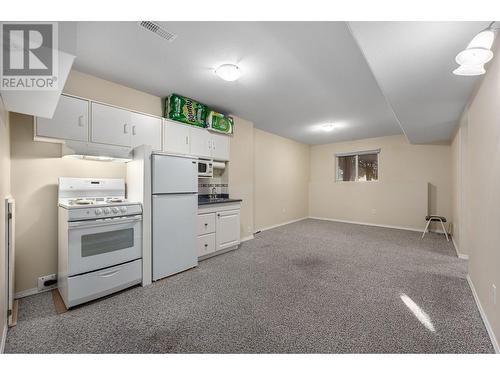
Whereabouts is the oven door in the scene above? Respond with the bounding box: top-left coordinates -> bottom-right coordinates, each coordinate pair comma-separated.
67,215 -> 142,276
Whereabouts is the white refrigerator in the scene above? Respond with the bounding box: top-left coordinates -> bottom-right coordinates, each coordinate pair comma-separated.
151,154 -> 198,280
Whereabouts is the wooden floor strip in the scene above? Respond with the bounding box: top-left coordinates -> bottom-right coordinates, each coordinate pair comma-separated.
8,300 -> 18,327
51,289 -> 68,314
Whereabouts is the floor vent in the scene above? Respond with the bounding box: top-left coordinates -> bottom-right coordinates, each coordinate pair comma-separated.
139,21 -> 177,42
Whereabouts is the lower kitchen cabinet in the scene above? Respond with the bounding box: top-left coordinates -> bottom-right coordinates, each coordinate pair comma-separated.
197,203 -> 241,259
215,209 -> 240,251
197,233 -> 216,257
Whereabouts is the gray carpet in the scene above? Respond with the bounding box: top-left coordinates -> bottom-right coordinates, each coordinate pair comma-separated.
5,219 -> 494,353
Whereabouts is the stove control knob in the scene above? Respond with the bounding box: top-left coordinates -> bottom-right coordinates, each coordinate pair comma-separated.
120,206 -> 127,213
95,208 -> 103,216
112,207 -> 119,214
103,207 -> 111,215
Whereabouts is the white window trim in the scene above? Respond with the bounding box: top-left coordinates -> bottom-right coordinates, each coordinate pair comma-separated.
335,149 -> 380,183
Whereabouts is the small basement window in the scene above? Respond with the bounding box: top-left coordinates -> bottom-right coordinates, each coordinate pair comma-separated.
336,149 -> 379,182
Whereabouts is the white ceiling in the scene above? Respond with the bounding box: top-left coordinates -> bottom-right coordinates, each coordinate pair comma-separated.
59,21 -> 487,145
349,21 -> 489,144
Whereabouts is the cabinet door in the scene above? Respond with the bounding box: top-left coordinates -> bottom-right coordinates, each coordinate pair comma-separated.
36,95 -> 89,142
163,120 -> 190,155
130,112 -> 162,150
91,103 -> 131,147
215,209 -> 240,251
211,132 -> 230,161
189,126 -> 212,158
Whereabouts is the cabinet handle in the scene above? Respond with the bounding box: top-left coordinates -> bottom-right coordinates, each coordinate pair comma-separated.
217,213 -> 221,217
123,124 -> 128,134
132,125 -> 136,136
78,115 -> 84,127
204,243 -> 208,247
185,135 -> 189,145
204,223 -> 208,226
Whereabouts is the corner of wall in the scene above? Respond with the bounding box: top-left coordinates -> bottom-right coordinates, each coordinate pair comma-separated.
0,94 -> 12,353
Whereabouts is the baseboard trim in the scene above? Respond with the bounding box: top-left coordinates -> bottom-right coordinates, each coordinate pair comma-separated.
451,235 -> 469,260
309,216 -> 425,233
14,285 -> 56,300
257,217 -> 308,233
466,274 -> 500,353
240,235 -> 254,243
199,245 -> 238,261
0,321 -> 6,354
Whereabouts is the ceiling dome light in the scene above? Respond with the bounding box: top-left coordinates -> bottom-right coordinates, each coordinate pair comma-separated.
453,64 -> 486,76
467,29 -> 495,50
454,23 -> 498,76
215,64 -> 241,82
321,124 -> 336,132
455,48 -> 493,65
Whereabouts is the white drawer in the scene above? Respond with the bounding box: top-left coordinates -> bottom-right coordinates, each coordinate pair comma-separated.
66,259 -> 142,307
197,233 -> 216,257
197,213 -> 216,235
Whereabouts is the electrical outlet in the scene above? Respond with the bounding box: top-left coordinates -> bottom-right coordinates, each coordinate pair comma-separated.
493,284 -> 497,305
371,208 -> 377,215
38,274 -> 57,292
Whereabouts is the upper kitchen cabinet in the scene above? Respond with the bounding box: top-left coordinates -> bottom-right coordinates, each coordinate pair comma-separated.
130,112 -> 162,151
189,126 -> 212,159
210,132 -> 230,161
91,102 -> 131,147
163,119 -> 231,161
35,95 -> 89,142
163,119 -> 190,155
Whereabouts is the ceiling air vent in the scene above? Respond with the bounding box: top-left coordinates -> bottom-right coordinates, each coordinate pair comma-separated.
139,21 -> 177,42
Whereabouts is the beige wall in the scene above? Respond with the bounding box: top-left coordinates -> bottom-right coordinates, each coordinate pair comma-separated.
254,129 -> 310,230
10,70 -> 162,293
450,112 -> 468,255
450,125 -> 460,247
228,116 -> 255,239
451,38 -> 500,349
64,70 -> 162,116
0,97 -> 11,345
309,135 -> 451,230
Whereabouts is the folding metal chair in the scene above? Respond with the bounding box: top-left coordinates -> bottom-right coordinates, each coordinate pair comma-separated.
421,215 -> 449,241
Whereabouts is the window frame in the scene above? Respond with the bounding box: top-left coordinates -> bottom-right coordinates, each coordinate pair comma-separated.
335,149 -> 380,183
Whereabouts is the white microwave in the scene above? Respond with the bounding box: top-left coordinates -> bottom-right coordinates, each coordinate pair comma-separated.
198,159 -> 213,177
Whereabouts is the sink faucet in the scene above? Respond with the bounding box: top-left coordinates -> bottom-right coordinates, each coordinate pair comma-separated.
211,186 -> 217,199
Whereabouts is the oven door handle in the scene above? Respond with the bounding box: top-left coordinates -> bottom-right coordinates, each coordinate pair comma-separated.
97,268 -> 122,278
68,215 -> 142,229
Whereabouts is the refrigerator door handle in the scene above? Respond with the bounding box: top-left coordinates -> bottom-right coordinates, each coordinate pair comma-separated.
153,192 -> 197,197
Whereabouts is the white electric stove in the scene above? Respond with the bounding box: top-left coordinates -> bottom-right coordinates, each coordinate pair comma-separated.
58,177 -> 143,308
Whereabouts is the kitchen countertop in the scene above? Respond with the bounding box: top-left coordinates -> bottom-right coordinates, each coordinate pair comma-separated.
198,194 -> 243,206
